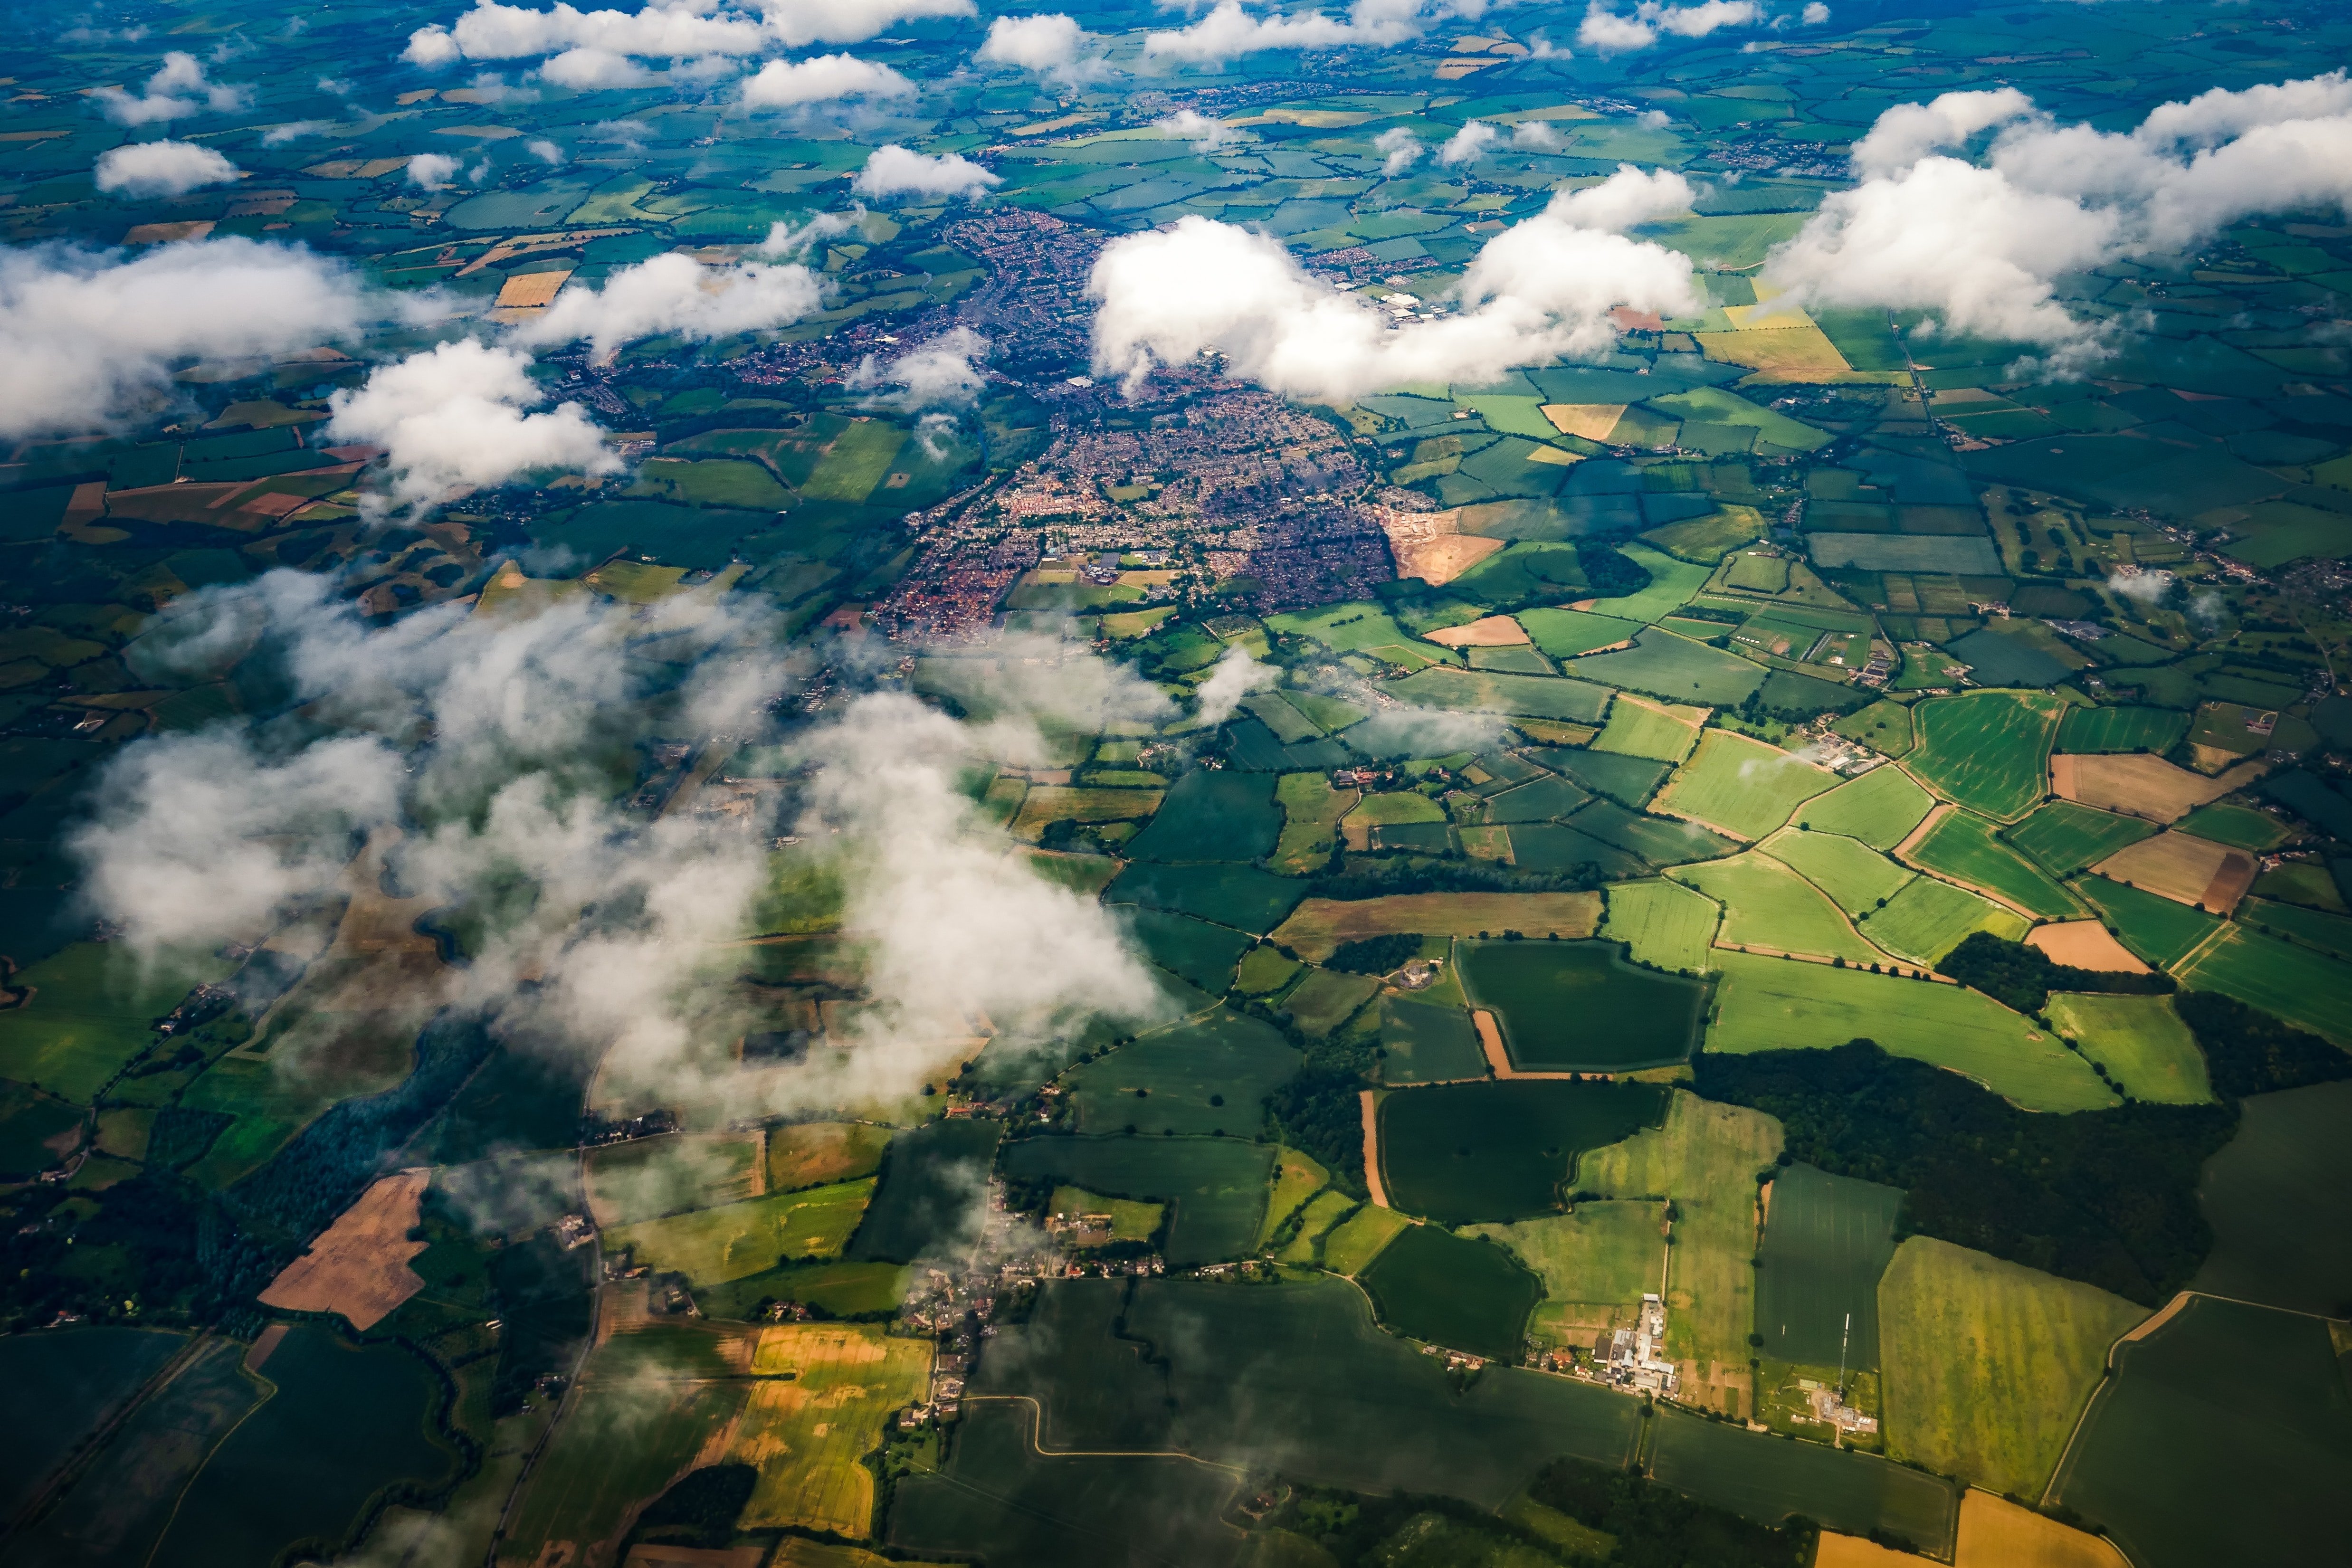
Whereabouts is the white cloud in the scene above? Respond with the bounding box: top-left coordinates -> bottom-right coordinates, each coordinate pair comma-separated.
0,238 -> 369,439
1376,125 -> 1422,176
1142,0 -> 1423,64
748,0 -> 980,48
408,152 -> 464,188
325,339 -> 617,508
740,51 -> 913,106
1438,119 -> 1497,166
406,0 -> 978,65
92,50 -> 249,124
1635,107 -> 1670,129
1763,72 -> 2352,361
1800,1 -> 1828,23
1089,165 -> 1700,405
852,143 -> 1000,200
1192,645 -> 1276,726
538,46 -> 661,87
507,251 -> 827,364
261,120 -> 330,146
1577,0 -> 1753,53
93,140 -> 241,198
527,137 -> 566,162
850,325 -> 990,409
1153,108 -> 1243,152
1577,4 -> 1654,51
1511,119 -> 1562,150
404,24 -> 465,65
977,12 -> 1086,72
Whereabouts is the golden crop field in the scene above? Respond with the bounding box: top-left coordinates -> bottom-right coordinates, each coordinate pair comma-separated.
733,1323 -> 933,1537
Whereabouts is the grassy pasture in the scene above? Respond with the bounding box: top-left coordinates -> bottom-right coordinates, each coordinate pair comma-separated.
1590,696 -> 1702,762
1880,1237 -> 2148,1501
1105,859 -> 1307,934
1908,810 -> 2084,918
607,1179 -> 875,1283
1379,1080 -> 1668,1226
1274,771 -> 1357,873
1008,785 -> 1161,842
1519,607 -> 1646,658
2007,802 -> 2157,877
1067,1008 -> 1299,1136
2240,893 -> 2352,957
0,943 -> 232,1102
2056,704 -> 2189,754
1656,730 -> 1841,840
2054,1295 -> 2352,1568
1763,829 -> 1914,916
583,1131 -> 761,1227
2172,924 -> 2352,1044
505,1353 -> 742,1558
1124,907 -> 1255,992
769,1122 -> 895,1192
1123,770 -> 1281,861
2191,1079 -> 2352,1315
1755,1163 -> 1904,1370
1649,1410 -> 1959,1553
1386,665 -> 1613,722
2044,993 -> 2212,1104
1704,953 -> 2116,1112
1860,874 -> 2032,966
1567,628 -> 1768,706
1270,891 -> 1601,960
2176,801 -> 2293,851
1379,994 -> 1487,1084
1673,852 -> 1887,963
1281,968 -> 1382,1036
1581,542 -> 1714,624
1577,1092 -> 1783,1404
695,1260 -> 911,1321
1267,601 -> 1451,669
1794,765 -> 1935,849
1359,1223 -> 1542,1359
1456,938 -> 1707,1070
999,1135 -> 1273,1266
733,1323 -> 932,1536
1277,1188 -> 1360,1263
2072,877 -> 2221,969
1017,850 -> 1120,898
1468,1202 -> 1665,1345
1322,1201 -> 1413,1274
1259,1147 -> 1331,1247
1833,699 -> 1918,759
1905,692 -> 2065,822
1601,878 -> 1719,973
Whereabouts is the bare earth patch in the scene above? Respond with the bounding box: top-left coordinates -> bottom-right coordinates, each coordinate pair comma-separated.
259,1169 -> 431,1330
2051,753 -> 2268,824
1424,615 -> 1531,647
2094,832 -> 2257,913
1378,506 -> 1504,585
2026,922 -> 2152,974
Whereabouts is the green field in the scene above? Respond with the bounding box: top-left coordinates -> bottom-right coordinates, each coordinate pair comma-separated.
2044,993 -> 2213,1104
1123,770 -> 1281,862
2073,876 -> 2223,968
2176,801 -> 2294,852
606,1178 -> 875,1282
1105,859 -> 1307,934
1359,1223 -> 1543,1359
2007,801 -> 2158,876
849,1118 -> 1001,1264
1832,699 -> 1917,759
1124,907 -> 1256,992
1379,1080 -> 1668,1225
1649,1410 -> 1959,1550
1456,939 -> 1707,1070
1067,1008 -> 1298,1136
1704,953 -> 2116,1112
505,1348 -> 742,1557
1277,1188 -> 1361,1263
1589,696 -> 1701,762
1754,1164 -> 1904,1369
1858,874 -> 2032,966
1793,765 -> 1935,849
1566,628 -> 1768,706
1466,1203 -> 1666,1344
1904,692 -> 2065,822
1280,967 -> 1382,1036
2240,893 -> 2352,958
1879,1237 -> 2148,1501
2056,704 -> 2190,754
2191,1080 -> 2352,1315
1762,829 -> 1914,916
1600,878 -> 1719,973
798,418 -> 907,502
1576,1092 -> 1784,1404
1656,730 -> 1842,840
1582,542 -> 1714,624
1906,810 -> 2084,918
1267,601 -> 1452,670
2053,1296 -> 2352,1568
1322,1201 -> 1413,1274
2173,924 -> 2352,1045
1386,665 -> 1613,722
1518,607 -> 1645,659
1274,771 -> 1355,873
0,944 -> 232,1103
583,1131 -> 759,1226
695,1259 -> 910,1321
0,1327 -> 186,1516
1673,853 -> 1886,963
999,1135 -> 1273,1266
1378,995 -> 1487,1084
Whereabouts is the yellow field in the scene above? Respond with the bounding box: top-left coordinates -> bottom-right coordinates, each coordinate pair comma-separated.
1542,403 -> 1628,440
768,1122 -> 893,1193
1692,323 -> 1855,381
604,1179 -> 876,1283
1879,1238 -> 2148,1500
1955,1489 -> 2128,1568
1270,891 -> 1601,959
732,1323 -> 932,1537
2049,753 -> 2258,824
1816,1533 -> 1929,1568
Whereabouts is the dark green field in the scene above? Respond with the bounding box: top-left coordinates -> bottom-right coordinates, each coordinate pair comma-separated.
1379,1081 -> 1668,1225
0,1326 -> 186,1515
695,1259 -> 910,1321
2055,1296 -> 2352,1568
153,1326 -> 457,1568
1457,940 -> 1706,1071
2057,705 -> 2190,754
2007,801 -> 2157,877
1753,1164 -> 1904,1369
1379,995 -> 1488,1084
1066,1008 -> 1299,1136
1648,1409 -> 1959,1554
999,1136 -> 1273,1265
2075,876 -> 2222,968
1124,770 -> 1282,862
1358,1223 -> 1542,1359
2190,1080 -> 2352,1317
1105,860 -> 1308,935
848,1118 -> 1003,1264
1123,907 -> 1257,992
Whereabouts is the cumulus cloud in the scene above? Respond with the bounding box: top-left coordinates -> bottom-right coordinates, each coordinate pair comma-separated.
1089,165 -> 1699,404
93,51 -> 248,124
1192,646 -> 1277,727
408,151 -> 464,187
1143,0 -> 1423,64
93,140 -> 241,198
1375,125 -> 1422,176
852,144 -> 1000,200
405,0 -> 977,66
507,251 -> 827,364
538,46 -> 661,86
325,339 -> 616,508
850,326 -> 990,410
1800,1 -> 1828,22
1437,119 -> 1497,166
976,12 -> 1090,75
1762,72 -> 2352,363
1577,0 -> 1753,53
261,121 -> 331,146
748,0 -> 980,47
1153,108 -> 1243,152
527,137 -> 566,162
0,238 -> 369,439
740,51 -> 913,106
1511,119 -> 1562,151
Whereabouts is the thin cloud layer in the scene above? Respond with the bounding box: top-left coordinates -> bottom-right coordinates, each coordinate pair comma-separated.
1088,165 -> 1701,404
93,51 -> 249,124
1763,71 -> 2352,362
849,325 -> 991,410
1153,108 -> 1243,152
94,140 -> 242,197
852,144 -> 1000,200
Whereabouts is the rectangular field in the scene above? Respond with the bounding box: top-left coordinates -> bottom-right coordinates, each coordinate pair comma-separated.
1755,1162 -> 1905,1370
1648,1409 -> 1959,1553
2056,705 -> 2190,754
1566,628 -> 1769,706
1673,853 -> 1887,964
1761,830 -> 1914,916
1860,876 -> 2032,969
2172,924 -> 2352,1045
998,1136 -> 1273,1266
604,1179 -> 876,1283
1654,730 -> 1841,841
1387,665 -> 1613,722
1793,765 -> 1936,848
2050,752 -> 2253,824
1907,810 -> 2085,919
1379,1080 -> 1669,1226
1588,695 -> 1702,762
2007,802 -> 2157,877
1600,878 -> 1719,973
1269,891 -> 1600,960
2092,831 -> 2257,915
1905,692 -> 2066,822
1456,939 -> 1707,1071
733,1323 -> 932,1537
1466,1203 -> 1666,1345
1704,952 -> 2116,1113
